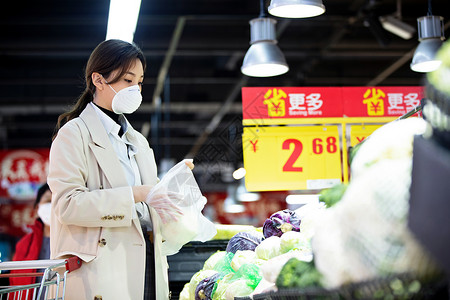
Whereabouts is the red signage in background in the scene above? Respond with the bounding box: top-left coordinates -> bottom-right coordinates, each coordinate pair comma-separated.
0,149 -> 49,202
0,203 -> 35,237
242,87 -> 344,120
342,86 -> 424,117
242,86 -> 424,120
0,148 -> 49,237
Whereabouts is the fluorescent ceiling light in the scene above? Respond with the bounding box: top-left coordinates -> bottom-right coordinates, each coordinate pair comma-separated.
379,15 -> 416,40
223,196 -> 245,213
236,182 -> 260,202
268,0 -> 325,18
241,18 -> 289,77
411,15 -> 445,73
106,0 -> 142,43
285,194 -> 319,205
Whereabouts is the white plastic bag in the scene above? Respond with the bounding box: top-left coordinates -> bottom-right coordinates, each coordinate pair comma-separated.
147,159 -> 217,255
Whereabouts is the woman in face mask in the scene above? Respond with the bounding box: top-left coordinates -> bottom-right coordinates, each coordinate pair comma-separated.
48,39 -> 192,300
10,183 -> 52,299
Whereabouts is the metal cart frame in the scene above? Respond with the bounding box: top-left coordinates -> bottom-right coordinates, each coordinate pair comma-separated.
0,256 -> 81,300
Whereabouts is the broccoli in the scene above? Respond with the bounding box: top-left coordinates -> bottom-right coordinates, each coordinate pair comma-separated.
319,183 -> 348,208
276,258 -> 322,289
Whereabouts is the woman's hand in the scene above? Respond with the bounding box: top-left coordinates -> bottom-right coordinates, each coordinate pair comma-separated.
132,185 -> 153,203
145,191 -> 184,224
185,160 -> 194,170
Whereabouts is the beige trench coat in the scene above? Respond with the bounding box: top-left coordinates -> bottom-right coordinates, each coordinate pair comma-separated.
47,104 -> 170,300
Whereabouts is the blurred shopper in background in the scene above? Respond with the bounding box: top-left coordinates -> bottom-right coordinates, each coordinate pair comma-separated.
10,183 -> 51,299
48,39 -> 190,300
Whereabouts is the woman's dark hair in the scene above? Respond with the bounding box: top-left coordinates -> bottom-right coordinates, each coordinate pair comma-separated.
53,39 -> 146,138
34,183 -> 50,208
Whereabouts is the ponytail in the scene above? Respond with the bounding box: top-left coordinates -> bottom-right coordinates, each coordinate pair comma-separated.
52,87 -> 93,140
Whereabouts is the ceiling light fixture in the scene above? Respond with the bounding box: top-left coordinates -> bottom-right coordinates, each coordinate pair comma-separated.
106,0 -> 142,43
241,0 -> 289,77
411,15 -> 445,73
379,0 -> 416,40
410,0 -> 445,73
268,0 -> 325,18
380,15 -> 416,40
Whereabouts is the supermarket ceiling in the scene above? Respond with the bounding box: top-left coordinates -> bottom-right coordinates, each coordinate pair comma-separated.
1,0 -> 450,188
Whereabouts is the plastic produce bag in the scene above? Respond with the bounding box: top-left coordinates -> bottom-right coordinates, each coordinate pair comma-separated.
146,159 -> 217,256
203,251 -> 227,271
255,236 -> 281,260
213,252 -> 235,274
189,269 -> 218,299
213,263 -> 262,300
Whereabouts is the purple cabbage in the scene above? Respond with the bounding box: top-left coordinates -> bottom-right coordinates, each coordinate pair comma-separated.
195,272 -> 223,300
263,209 -> 301,238
225,231 -> 264,254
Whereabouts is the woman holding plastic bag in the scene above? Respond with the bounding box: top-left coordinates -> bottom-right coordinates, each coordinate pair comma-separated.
47,39 -> 209,300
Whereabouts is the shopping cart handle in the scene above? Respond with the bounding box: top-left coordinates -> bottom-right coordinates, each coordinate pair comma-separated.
65,256 -> 82,273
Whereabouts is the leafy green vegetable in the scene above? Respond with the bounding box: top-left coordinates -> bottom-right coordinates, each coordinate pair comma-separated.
203,251 -> 226,271
318,183 -> 348,208
276,258 -> 322,289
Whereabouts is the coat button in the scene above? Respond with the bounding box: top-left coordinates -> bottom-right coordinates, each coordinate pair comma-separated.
94,296 -> 102,300
98,238 -> 106,247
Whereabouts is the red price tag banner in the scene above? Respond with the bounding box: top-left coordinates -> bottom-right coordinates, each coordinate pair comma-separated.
242,86 -> 423,121
242,87 -> 344,120
342,86 -> 424,117
243,126 -> 342,191
0,148 -> 49,202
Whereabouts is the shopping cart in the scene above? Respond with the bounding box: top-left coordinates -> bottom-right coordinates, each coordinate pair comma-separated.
0,256 -> 81,300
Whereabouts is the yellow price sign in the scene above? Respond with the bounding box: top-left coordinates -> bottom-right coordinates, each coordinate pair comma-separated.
243,126 -> 342,191
350,125 -> 383,147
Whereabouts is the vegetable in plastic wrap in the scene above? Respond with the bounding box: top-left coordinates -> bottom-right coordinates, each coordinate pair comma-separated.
319,183 -> 348,208
203,251 -> 226,271
195,272 -> 224,300
261,250 -> 312,283
276,258 -> 322,289
231,250 -> 258,272
263,209 -> 301,238
179,282 -> 190,300
255,236 -> 281,260
189,269 -> 218,299
224,280 -> 254,300
213,263 -> 262,300
225,231 -> 264,254
213,252 -> 235,274
279,231 -> 312,254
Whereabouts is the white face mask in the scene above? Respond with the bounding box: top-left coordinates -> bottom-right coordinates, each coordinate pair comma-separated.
108,84 -> 142,114
37,203 -> 51,226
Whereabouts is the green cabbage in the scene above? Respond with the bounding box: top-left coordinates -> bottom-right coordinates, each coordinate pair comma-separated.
203,251 -> 226,271
189,269 -> 218,299
179,282 -> 190,300
224,280 -> 254,299
280,231 -> 311,254
231,250 -> 257,272
255,236 -> 281,260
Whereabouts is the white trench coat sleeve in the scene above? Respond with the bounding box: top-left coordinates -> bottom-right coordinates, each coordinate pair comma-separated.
47,104 -> 170,300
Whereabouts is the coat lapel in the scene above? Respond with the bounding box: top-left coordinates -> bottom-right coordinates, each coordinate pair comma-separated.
125,129 -> 158,185
80,104 -> 128,188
